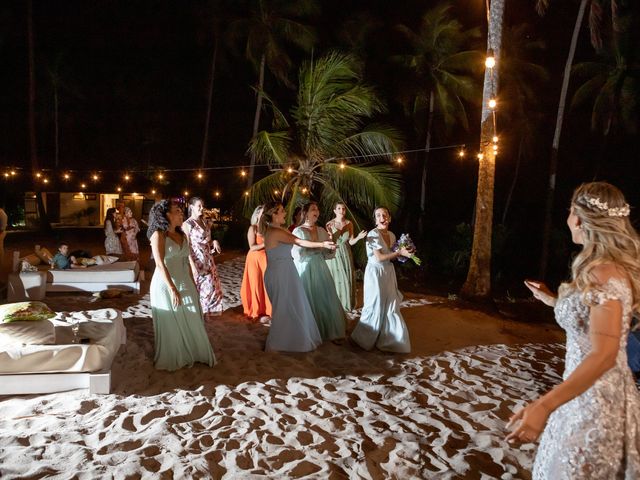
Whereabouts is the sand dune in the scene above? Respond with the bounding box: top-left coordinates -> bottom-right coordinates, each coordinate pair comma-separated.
0,257 -> 565,479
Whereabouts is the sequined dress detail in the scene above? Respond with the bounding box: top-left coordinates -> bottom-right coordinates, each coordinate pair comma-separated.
533,278 -> 640,479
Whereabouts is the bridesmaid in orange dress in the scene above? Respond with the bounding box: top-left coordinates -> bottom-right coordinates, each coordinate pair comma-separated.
241,205 -> 272,320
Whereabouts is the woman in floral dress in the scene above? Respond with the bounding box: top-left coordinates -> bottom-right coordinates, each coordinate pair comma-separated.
183,197 -> 223,316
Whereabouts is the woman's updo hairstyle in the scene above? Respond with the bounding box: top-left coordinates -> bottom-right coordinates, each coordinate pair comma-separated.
258,201 -> 283,236
299,201 -> 319,226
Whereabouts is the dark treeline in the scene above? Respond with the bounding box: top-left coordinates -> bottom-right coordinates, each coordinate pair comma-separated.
0,0 -> 638,294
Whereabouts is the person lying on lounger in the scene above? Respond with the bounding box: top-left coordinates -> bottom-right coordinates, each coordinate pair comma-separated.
50,242 -> 87,269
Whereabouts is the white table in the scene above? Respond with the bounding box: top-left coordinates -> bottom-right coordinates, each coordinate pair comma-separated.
7,271 -> 47,301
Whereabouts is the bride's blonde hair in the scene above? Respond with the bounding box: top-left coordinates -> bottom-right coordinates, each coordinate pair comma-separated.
562,182 -> 640,312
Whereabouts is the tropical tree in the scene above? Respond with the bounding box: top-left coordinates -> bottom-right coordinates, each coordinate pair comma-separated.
27,0 -> 50,232
393,3 -> 481,232
246,52 -> 403,226
460,0 -> 504,300
229,0 -> 319,186
498,24 -> 549,224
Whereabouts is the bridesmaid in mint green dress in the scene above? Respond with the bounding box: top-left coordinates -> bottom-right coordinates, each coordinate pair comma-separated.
293,202 -> 347,341
148,200 -> 215,371
325,202 -> 367,311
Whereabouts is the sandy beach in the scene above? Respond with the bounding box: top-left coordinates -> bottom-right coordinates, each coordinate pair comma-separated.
0,254 -> 566,479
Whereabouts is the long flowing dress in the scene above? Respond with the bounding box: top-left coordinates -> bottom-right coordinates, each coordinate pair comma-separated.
351,229 -> 411,353
325,220 -> 357,311
123,217 -> 140,256
240,231 -> 272,319
184,217 -> 224,315
104,220 -> 123,255
532,278 -> 640,479
151,235 -> 215,371
292,226 -> 346,341
264,242 -> 322,352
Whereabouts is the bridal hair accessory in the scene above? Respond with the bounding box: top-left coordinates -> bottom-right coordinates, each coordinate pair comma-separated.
586,197 -> 630,217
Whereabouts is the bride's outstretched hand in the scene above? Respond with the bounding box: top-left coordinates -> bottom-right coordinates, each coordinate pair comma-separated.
506,400 -> 551,444
524,279 -> 557,307
322,241 -> 336,251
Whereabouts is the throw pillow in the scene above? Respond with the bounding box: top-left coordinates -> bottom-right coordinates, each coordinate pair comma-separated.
93,255 -> 119,265
78,257 -> 98,266
0,302 -> 56,323
0,319 -> 55,345
20,253 -> 41,266
35,247 -> 54,264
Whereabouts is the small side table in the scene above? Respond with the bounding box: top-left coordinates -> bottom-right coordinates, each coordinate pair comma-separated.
7,271 -> 47,302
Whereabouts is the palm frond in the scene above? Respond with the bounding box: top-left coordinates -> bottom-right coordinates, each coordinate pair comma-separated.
243,170 -> 289,217
318,163 -> 403,216
331,125 -> 403,161
248,130 -> 292,166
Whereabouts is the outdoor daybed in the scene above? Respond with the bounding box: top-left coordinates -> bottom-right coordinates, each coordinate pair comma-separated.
0,308 -> 126,395
8,261 -> 142,302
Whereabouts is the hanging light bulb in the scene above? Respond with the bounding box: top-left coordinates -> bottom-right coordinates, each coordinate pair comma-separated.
339,162 -> 346,169
80,183 -> 86,190
10,170 -> 17,176
157,173 -> 164,180
63,173 -> 71,180
3,172 -> 9,178
184,190 -> 189,196
197,172 -> 203,180
124,174 -> 131,181
240,170 -> 247,177
477,153 -> 484,160
116,186 -> 122,192
35,172 -> 42,178
274,190 -> 279,195
287,167 -> 293,173
43,178 -> 49,184
92,173 -> 99,181
492,136 -> 499,143
214,191 -> 220,198
244,191 -> 249,197
151,189 -> 157,195
395,156 -> 404,164
458,149 -> 465,158
488,99 -> 497,109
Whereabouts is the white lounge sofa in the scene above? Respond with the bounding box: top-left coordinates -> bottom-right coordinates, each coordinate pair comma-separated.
0,308 -> 126,395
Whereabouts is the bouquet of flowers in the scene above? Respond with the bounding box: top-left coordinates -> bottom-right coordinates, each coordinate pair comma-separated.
392,234 -> 422,265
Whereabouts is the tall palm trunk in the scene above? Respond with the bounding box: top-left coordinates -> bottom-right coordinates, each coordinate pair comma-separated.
248,54 -> 266,186
53,83 -> 59,168
501,135 -> 524,225
539,0 -> 588,278
200,33 -> 219,169
461,0 -> 504,300
27,0 -> 50,232
418,90 -> 435,236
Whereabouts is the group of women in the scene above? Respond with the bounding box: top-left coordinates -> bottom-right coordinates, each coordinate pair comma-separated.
104,203 -> 140,261
146,181 -> 640,478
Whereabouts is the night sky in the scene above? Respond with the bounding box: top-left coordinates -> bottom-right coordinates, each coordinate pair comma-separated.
1,0 -> 639,281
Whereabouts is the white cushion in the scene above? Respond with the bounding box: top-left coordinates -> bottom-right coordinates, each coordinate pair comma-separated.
0,319 -> 55,346
93,255 -> 119,265
47,261 -> 139,283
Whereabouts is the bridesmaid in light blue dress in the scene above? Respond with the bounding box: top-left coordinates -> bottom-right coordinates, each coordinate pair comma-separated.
259,201 -> 335,352
292,202 -> 346,341
148,200 -> 215,371
351,207 -> 412,353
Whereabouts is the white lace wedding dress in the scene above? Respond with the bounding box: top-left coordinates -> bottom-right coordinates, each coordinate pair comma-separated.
533,278 -> 640,479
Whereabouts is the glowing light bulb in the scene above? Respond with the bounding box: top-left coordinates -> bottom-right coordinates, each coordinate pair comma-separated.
458,149 -> 465,158
157,173 -> 164,180
36,172 -> 42,178
492,136 -> 499,143
477,153 -> 484,160
63,173 -> 70,180
395,156 -> 403,164
197,172 -> 203,179
184,191 -> 189,196
10,170 -> 16,176
244,191 -> 249,197
92,174 -> 99,181
339,163 -> 346,169
488,99 -> 497,109
214,191 -> 220,197
3,172 -> 9,178
287,167 -> 293,173
124,174 -> 130,181
241,170 -> 247,177
117,187 -> 122,192
80,183 -> 86,189
485,56 -> 496,69
43,178 -> 49,184
274,190 -> 279,195
301,187 -> 308,194
151,189 -> 157,195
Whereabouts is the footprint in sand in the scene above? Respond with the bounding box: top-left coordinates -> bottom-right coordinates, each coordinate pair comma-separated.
140,408 -> 168,425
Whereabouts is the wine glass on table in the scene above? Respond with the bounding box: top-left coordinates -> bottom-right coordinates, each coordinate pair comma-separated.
70,317 -> 80,344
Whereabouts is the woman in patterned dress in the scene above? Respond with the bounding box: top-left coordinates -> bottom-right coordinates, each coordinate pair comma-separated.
121,207 -> 140,261
325,202 -> 367,312
104,208 -> 123,256
509,182 -> 640,478
183,197 -> 223,317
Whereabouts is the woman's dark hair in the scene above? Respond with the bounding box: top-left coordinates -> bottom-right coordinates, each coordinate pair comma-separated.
188,196 -> 203,216
291,206 -> 302,224
258,201 -> 283,235
299,201 -> 318,226
104,208 -> 116,227
373,206 -> 390,221
147,199 -> 183,239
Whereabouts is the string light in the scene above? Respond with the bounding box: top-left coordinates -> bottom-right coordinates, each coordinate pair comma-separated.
214,191 -> 220,198
485,56 -> 496,69
488,99 -> 497,109
157,173 -> 164,180
124,174 -> 130,181
477,153 -> 484,160
240,170 -> 247,177
63,173 -> 71,180
3,172 -> 9,178
80,183 -> 86,189
339,162 -> 346,169
10,170 -> 16,176
116,187 -> 122,192
274,190 -> 279,195
91,174 -> 99,181
197,172 -> 203,180
184,190 -> 189,196
492,136 -> 499,143
244,191 -> 249,197
151,189 -> 157,195
395,156 -> 404,164
43,178 -> 49,184
458,149 -> 465,158
301,187 -> 308,194
287,167 -> 293,173
35,172 -> 42,178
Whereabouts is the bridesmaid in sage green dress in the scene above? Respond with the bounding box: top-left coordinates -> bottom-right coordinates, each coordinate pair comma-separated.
293,202 -> 347,341
148,200 -> 215,371
325,202 -> 367,312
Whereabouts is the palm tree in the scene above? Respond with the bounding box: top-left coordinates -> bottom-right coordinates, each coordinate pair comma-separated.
571,46 -> 639,145
246,52 -> 403,225
230,0 -> 319,186
498,24 -> 549,224
460,0 -> 504,300
394,3 -> 481,231
27,0 -> 50,232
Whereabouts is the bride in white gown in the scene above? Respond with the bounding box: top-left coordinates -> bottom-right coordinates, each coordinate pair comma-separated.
510,182 -> 640,479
